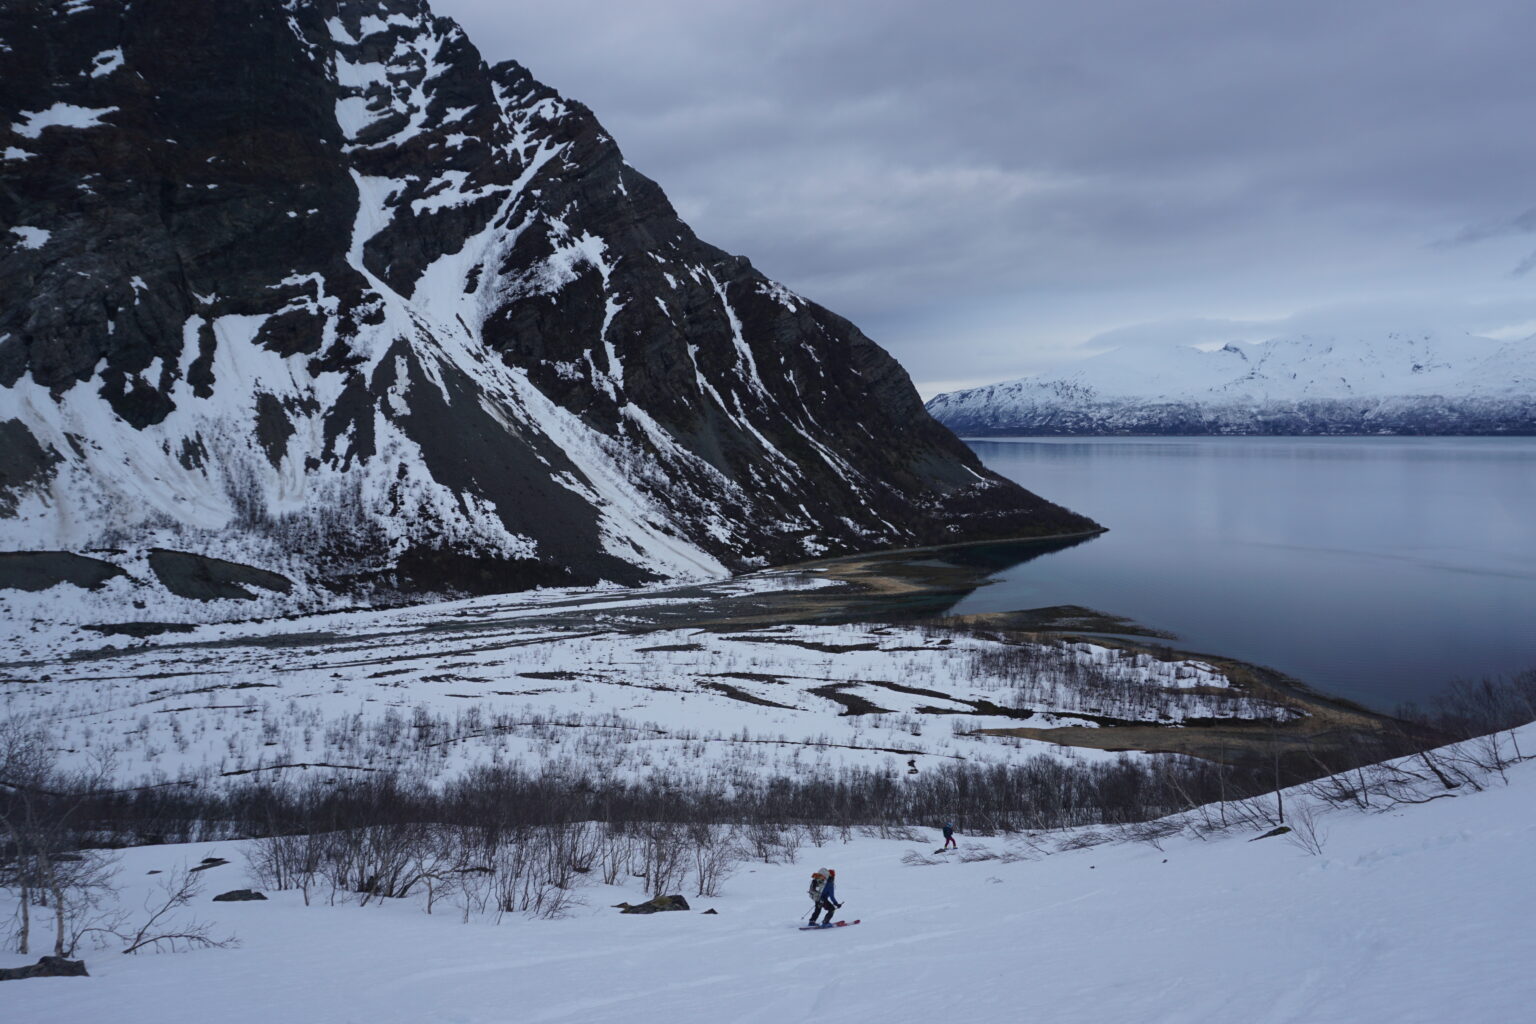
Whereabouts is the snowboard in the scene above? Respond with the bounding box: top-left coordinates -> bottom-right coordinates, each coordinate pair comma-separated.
799,919 -> 861,930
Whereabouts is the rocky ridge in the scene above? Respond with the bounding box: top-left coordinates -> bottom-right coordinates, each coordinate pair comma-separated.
0,0 -> 1094,613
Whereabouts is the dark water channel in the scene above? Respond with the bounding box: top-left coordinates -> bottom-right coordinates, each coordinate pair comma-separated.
942,437 -> 1536,711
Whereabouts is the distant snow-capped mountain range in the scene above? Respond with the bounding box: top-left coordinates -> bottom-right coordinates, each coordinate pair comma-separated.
926,332 -> 1536,436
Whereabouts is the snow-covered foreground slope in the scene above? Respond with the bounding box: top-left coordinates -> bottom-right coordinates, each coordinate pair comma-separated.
928,331 -> 1536,435
5,732 -> 1533,1023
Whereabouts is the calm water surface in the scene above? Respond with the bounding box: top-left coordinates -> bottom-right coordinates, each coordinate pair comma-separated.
958,437 -> 1536,710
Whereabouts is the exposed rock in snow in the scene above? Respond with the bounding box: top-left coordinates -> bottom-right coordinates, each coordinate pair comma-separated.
146,548 -> 294,601
927,332 -> 1536,436
0,955 -> 89,981
0,0 -> 1094,616
616,895 -> 690,914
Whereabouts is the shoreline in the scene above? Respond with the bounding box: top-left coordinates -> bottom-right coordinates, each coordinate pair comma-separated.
730,543 -> 1416,765
666,545 -> 1412,766
7,527 -> 1414,770
777,527 -> 1108,599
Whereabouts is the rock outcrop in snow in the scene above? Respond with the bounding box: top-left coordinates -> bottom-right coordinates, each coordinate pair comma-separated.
927,332 -> 1536,436
0,0 -> 1094,609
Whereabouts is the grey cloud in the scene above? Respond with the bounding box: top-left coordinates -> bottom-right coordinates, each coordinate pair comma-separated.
1438,208 -> 1536,247
1438,208 -> 1536,277
1071,297 -> 1536,362
1077,319 -> 1270,353
434,0 -> 1536,389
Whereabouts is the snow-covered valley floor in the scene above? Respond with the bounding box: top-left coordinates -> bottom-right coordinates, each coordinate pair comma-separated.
4,730 -> 1533,1024
0,570 -> 1301,788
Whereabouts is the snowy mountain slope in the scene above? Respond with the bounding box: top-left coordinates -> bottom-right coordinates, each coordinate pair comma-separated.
4,728 -> 1532,1023
927,332 -> 1536,435
0,0 -> 1095,611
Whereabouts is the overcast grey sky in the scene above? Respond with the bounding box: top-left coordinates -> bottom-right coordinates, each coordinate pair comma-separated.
433,0 -> 1536,397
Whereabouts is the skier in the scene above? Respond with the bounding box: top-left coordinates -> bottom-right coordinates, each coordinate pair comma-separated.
942,821 -> 957,849
807,867 -> 841,927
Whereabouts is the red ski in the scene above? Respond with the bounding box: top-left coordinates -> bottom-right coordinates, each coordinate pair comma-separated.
799,919 -> 861,930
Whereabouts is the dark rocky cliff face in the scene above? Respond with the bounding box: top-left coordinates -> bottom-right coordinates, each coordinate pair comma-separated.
0,0 -> 1095,605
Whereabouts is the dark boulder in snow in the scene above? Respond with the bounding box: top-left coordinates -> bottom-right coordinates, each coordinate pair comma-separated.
0,956 -> 89,981
615,895 -> 690,914
1248,826 -> 1293,842
211,889 -> 268,902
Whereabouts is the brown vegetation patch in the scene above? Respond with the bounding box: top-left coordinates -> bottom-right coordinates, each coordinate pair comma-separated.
697,681 -> 797,709
808,684 -> 893,716
944,605 -> 1177,639
721,635 -> 881,654
702,671 -> 788,684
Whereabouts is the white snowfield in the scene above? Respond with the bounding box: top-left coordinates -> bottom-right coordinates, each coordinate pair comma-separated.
3,728 -> 1532,1024
0,575 -> 1281,788
10,101 -> 119,139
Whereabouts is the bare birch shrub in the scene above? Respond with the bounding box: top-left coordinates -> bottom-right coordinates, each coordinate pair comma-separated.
598,825 -> 636,886
634,822 -> 689,896
246,832 -> 323,904
56,851 -> 126,956
1283,802 -> 1329,856
490,829 -> 580,919
121,866 -> 234,955
689,824 -> 741,898
0,723 -> 121,956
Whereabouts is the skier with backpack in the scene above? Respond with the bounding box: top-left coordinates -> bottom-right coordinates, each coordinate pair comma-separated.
942,821 -> 957,849
807,867 -> 841,927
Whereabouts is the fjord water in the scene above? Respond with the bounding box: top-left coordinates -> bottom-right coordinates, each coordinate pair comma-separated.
958,437 -> 1536,710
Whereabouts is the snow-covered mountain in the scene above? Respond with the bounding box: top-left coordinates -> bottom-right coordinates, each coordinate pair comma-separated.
927,332 -> 1536,436
0,0 -> 1094,611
